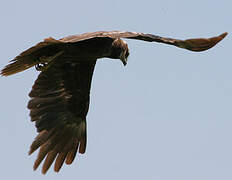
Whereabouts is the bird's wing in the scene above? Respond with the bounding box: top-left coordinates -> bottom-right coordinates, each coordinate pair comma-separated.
1,31 -> 227,76
28,57 -> 96,174
60,31 -> 227,52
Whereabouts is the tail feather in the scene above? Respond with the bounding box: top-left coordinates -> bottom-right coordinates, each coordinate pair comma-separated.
1,37 -> 63,76
1,56 -> 38,76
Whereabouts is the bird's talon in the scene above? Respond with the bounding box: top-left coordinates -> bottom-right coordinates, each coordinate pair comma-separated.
35,63 -> 48,71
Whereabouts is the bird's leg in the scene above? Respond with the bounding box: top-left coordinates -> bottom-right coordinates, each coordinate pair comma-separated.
35,51 -> 64,71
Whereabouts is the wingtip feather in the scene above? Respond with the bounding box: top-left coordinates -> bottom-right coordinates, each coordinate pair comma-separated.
54,152 -> 68,172
177,32 -> 228,52
42,151 -> 58,174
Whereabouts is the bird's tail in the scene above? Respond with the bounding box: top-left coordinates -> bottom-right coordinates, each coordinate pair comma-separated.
1,56 -> 38,76
1,37 -> 63,76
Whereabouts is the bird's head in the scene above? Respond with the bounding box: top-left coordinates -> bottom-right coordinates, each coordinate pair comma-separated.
109,38 -> 129,66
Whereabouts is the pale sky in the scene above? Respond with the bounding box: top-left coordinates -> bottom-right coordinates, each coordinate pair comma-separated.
0,0 -> 231,180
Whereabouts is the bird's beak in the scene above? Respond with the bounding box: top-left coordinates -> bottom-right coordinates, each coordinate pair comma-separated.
119,52 -> 127,66
122,59 -> 127,66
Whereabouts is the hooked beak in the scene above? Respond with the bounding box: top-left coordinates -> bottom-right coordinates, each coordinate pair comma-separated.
119,51 -> 128,66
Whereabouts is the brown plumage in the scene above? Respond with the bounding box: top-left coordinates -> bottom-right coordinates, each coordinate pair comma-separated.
1,30 -> 227,174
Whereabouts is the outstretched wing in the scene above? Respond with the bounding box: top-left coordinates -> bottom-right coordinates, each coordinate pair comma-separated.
28,57 -> 96,174
60,31 -> 227,52
1,30 -> 227,76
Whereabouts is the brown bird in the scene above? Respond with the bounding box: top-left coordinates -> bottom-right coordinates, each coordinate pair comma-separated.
1,31 -> 227,174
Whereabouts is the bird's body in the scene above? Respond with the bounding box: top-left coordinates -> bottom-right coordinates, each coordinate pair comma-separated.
1,30 -> 227,174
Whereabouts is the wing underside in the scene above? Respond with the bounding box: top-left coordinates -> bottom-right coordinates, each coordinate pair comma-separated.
28,56 -> 96,174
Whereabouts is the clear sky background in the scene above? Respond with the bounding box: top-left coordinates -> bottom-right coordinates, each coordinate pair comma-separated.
0,0 -> 231,179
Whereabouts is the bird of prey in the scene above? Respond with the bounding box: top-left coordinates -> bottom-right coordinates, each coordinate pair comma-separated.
1,31 -> 227,174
